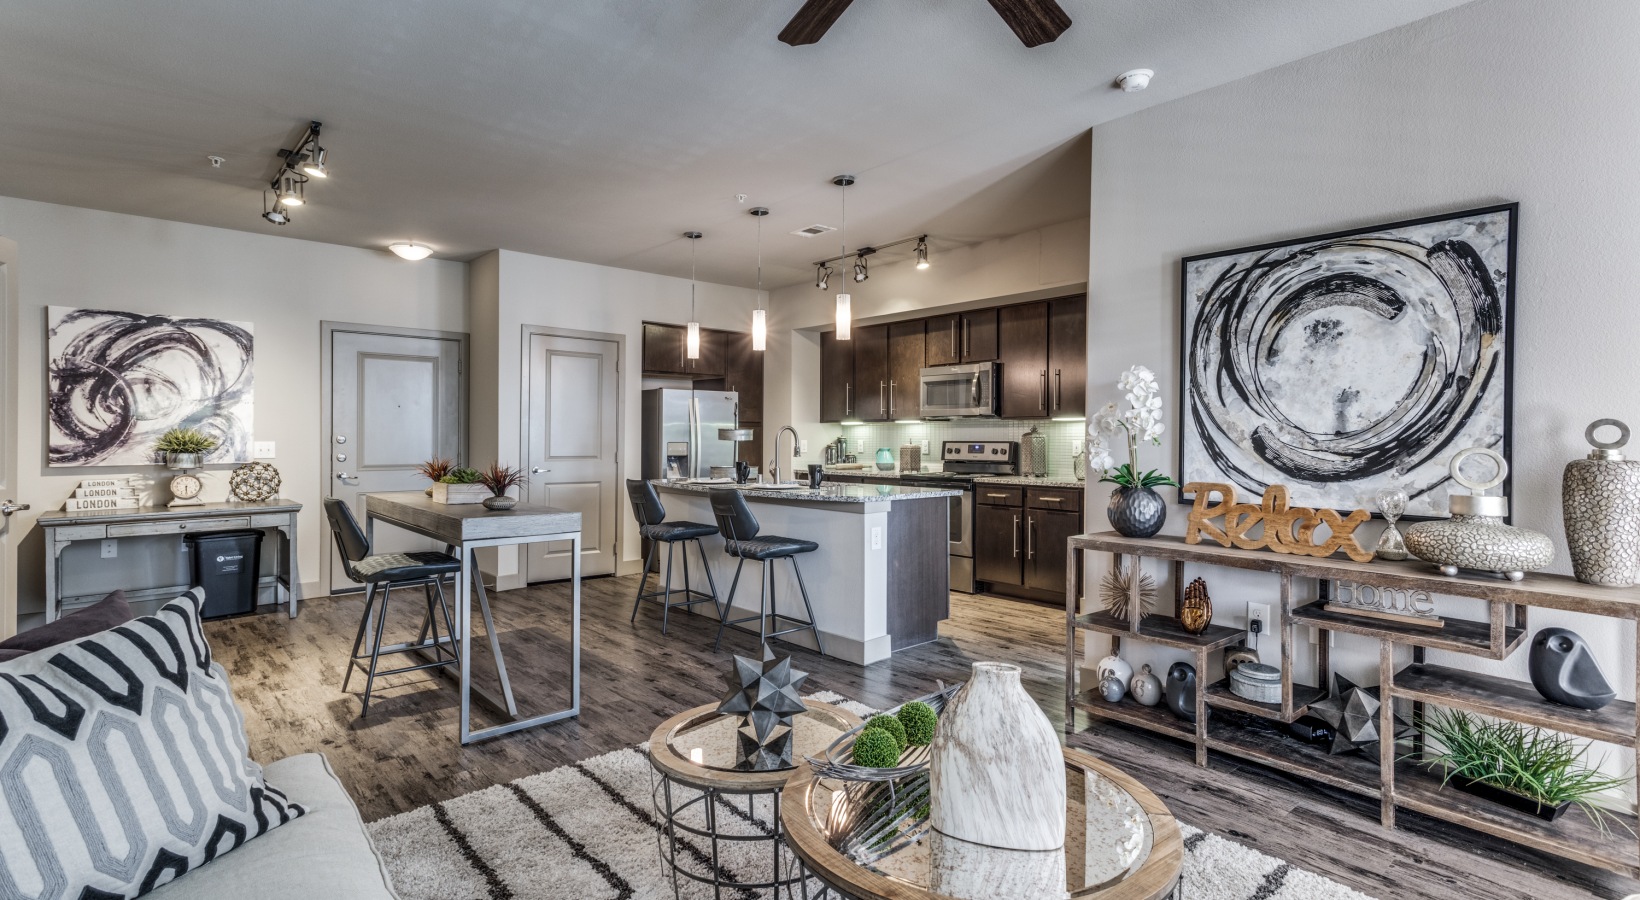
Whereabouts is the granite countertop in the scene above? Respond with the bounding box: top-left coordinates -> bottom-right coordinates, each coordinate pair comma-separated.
652,480 -> 960,503
972,475 -> 1088,489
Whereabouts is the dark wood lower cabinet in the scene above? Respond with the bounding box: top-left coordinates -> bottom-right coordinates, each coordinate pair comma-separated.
1025,509 -> 1080,592
974,503 -> 1023,586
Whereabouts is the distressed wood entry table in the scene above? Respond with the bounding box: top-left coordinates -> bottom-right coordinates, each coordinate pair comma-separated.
364,491 -> 581,744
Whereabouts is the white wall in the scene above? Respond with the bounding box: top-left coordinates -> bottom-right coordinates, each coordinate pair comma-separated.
0,197 -> 467,631
468,248 -> 764,585
1083,0 -> 1640,778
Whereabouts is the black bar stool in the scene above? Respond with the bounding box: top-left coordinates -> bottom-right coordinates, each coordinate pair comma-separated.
707,488 -> 825,654
322,498 -> 463,716
626,480 -> 721,634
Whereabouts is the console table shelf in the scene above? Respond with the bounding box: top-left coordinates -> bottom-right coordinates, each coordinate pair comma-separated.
1065,531 -> 1640,881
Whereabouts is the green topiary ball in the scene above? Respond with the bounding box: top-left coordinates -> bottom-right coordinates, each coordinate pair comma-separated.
864,714 -> 908,752
851,727 -> 902,768
897,701 -> 938,746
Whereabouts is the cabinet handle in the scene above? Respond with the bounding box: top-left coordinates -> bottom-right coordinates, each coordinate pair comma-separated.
1054,370 -> 1062,411
963,318 -> 970,356
880,380 -> 887,417
985,492 -> 1012,499
1012,514 -> 1020,557
1038,496 -> 1063,502
1040,370 -> 1048,411
1026,515 -> 1035,560
951,319 -> 958,357
845,383 -> 852,416
888,380 -> 895,417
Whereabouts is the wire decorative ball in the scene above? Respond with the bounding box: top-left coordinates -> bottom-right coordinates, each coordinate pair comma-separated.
229,462 -> 281,501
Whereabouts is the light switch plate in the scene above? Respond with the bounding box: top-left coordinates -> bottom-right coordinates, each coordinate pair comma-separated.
100,539 -> 118,559
253,441 -> 276,459
871,527 -> 882,550
800,440 -> 808,455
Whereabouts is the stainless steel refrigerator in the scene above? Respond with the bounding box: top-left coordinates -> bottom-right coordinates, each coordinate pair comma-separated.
641,389 -> 740,480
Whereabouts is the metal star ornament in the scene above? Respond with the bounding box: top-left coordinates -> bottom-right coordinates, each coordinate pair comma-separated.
717,645 -> 809,770
1308,673 -> 1416,756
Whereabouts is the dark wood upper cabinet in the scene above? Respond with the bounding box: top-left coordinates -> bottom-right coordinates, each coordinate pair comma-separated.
688,328 -> 725,377
722,330 -> 763,423
642,322 -> 689,375
887,321 -> 924,421
998,302 -> 1049,419
923,310 -> 998,366
1048,294 -> 1087,418
962,308 -> 999,362
852,324 -> 891,422
819,330 -> 854,422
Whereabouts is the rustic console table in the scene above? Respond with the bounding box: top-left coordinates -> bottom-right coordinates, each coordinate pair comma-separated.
1065,531 -> 1640,880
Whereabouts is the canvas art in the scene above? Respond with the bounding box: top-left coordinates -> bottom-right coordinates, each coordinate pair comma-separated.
1178,205 -> 1515,519
47,306 -> 254,467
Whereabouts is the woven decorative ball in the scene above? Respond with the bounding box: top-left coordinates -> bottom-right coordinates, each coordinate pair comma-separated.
229,461 -> 281,501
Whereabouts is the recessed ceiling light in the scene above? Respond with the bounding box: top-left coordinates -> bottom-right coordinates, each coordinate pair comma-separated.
1116,68 -> 1154,92
388,242 -> 433,260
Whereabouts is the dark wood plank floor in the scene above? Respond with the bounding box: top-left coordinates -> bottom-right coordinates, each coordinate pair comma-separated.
206,575 -> 1633,900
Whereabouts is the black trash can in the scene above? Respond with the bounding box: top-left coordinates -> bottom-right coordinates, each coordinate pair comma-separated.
185,530 -> 264,620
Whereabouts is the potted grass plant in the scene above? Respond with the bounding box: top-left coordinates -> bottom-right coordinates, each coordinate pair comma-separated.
415,456 -> 456,496
153,427 -> 218,469
430,465 -> 488,505
478,462 -> 526,510
1413,708 -> 1631,830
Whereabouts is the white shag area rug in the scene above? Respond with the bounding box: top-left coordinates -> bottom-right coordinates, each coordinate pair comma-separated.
369,692 -> 1375,900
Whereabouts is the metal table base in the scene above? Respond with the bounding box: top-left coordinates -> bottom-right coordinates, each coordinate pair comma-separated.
649,769 -> 805,900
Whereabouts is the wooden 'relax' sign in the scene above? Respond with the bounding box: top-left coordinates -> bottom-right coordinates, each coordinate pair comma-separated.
1183,483 -> 1374,563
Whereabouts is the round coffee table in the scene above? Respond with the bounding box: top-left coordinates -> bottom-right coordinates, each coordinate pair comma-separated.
780,745 -> 1182,900
648,699 -> 863,899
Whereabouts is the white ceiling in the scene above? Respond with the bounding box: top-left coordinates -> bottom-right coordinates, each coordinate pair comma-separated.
0,0 -> 1467,288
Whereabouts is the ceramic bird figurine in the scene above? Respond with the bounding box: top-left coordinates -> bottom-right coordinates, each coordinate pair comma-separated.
1165,662 -> 1206,723
1529,627 -> 1616,710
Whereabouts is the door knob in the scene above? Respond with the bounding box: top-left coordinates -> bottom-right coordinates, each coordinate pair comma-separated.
531,467 -> 549,474
336,473 -> 358,483
0,500 -> 29,516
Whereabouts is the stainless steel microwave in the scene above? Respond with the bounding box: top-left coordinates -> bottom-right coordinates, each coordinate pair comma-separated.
919,362 -> 998,418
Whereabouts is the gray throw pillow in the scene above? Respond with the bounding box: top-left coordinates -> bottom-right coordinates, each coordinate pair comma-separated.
0,589 -> 133,654
0,587 -> 304,897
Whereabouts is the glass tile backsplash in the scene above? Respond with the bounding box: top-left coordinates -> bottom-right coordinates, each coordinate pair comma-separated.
841,418 -> 1087,479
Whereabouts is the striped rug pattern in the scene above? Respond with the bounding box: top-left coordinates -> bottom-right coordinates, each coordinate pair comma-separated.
369,694 -> 1375,900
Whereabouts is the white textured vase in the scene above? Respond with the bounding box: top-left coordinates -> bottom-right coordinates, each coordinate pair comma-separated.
930,662 -> 1066,851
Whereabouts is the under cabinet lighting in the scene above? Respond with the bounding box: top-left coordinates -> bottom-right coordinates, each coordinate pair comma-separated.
839,420 -> 865,426
894,420 -> 921,425
1052,416 -> 1087,422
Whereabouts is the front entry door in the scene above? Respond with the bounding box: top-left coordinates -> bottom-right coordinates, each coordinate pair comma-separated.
329,328 -> 465,595
524,332 -> 619,582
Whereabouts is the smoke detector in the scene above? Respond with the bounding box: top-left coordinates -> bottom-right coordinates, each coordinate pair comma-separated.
791,224 -> 837,237
1116,68 -> 1154,92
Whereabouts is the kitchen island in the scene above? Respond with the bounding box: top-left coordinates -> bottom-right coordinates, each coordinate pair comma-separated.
651,481 -> 959,665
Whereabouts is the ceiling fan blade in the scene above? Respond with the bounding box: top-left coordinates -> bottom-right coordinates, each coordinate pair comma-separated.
986,0 -> 1072,47
778,0 -> 855,46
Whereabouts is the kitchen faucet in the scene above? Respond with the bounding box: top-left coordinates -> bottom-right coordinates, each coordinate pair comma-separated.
771,426 -> 800,486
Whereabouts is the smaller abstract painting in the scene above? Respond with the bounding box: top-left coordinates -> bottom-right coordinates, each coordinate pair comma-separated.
1178,205 -> 1515,518
48,307 -> 254,467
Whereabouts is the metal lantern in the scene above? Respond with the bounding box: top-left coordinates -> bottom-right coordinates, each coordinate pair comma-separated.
1020,425 -> 1047,477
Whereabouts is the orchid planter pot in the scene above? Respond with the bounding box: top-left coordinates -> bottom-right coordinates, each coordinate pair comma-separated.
1108,485 -> 1166,538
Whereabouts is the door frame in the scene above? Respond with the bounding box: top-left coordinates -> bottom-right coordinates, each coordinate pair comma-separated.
518,324 -> 626,577
319,321 -> 469,597
0,239 -> 17,635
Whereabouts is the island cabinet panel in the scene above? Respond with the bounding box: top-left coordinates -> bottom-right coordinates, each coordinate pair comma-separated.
721,330 -> 763,422
852,324 -> 891,422
974,502 -> 1023,586
1048,294 -> 1087,417
887,321 -> 924,421
999,302 -> 1050,418
1025,508 -> 1080,592
819,330 -> 854,422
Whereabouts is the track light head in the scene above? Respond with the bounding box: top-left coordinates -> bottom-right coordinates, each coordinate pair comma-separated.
262,208 -> 289,226
274,173 -> 306,207
816,263 -> 831,290
853,254 -> 868,283
915,237 -> 930,270
300,147 -> 328,178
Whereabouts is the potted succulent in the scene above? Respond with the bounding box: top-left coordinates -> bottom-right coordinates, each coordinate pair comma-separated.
1086,365 -> 1178,537
153,427 -> 218,469
416,457 -> 457,496
1413,708 -> 1630,829
477,462 -> 526,510
429,466 -> 488,505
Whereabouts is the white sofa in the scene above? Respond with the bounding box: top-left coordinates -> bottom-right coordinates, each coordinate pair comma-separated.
147,754 -> 400,900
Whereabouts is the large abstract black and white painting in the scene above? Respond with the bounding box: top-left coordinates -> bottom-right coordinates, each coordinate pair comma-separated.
1179,204 -> 1515,518
47,306 -> 254,467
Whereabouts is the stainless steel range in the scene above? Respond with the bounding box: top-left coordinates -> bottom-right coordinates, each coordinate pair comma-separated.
898,440 -> 1019,593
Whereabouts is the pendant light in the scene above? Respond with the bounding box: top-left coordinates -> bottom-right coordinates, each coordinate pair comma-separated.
684,231 -> 702,360
833,175 -> 854,340
749,207 -> 769,351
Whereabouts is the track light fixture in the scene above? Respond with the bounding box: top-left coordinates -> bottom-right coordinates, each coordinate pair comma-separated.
853,254 -> 869,283
261,191 -> 289,226
275,173 -> 306,207
260,121 -> 329,226
300,147 -> 328,178
915,236 -> 930,269
816,263 -> 832,290
811,233 -> 931,281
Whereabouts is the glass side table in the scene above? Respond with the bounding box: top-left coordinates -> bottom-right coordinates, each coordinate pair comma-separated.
780,745 -> 1183,900
648,699 -> 862,899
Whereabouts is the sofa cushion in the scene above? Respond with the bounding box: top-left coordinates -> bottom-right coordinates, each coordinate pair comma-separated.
0,589 -> 133,654
145,754 -> 398,900
0,588 -> 304,898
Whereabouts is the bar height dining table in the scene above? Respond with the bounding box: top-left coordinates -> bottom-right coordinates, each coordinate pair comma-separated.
363,491 -> 582,745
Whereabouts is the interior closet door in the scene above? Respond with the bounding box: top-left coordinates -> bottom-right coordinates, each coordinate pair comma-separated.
523,331 -> 619,582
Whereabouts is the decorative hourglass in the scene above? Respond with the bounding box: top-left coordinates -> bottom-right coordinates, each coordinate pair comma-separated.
1374,487 -> 1410,561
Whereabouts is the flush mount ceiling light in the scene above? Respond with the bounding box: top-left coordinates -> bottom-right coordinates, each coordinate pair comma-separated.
260,120 -> 329,226
915,236 -> 930,269
684,231 -> 703,360
388,242 -> 433,261
750,207 -> 769,351
1116,68 -> 1154,92
833,175 -> 854,341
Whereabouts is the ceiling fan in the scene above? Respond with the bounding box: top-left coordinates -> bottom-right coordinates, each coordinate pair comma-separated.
778,0 -> 1072,48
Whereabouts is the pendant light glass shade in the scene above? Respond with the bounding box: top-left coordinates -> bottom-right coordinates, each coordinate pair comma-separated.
751,308 -> 767,351
836,292 -> 852,340
686,321 -> 701,359
684,231 -> 702,359
749,206 -> 769,352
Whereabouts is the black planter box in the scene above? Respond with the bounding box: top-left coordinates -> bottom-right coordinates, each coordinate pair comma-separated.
1453,776 -> 1572,822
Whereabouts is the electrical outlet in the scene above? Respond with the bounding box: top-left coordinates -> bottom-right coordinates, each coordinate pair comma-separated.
100,539 -> 118,559
1072,439 -> 1084,455
871,527 -> 882,550
800,440 -> 808,455
921,439 -> 930,454
253,441 -> 276,459
1246,601 -> 1271,649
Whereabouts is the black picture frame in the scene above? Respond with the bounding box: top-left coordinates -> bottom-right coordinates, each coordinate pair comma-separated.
1176,203 -> 1517,520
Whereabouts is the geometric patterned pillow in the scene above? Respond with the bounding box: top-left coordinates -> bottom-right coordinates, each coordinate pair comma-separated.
0,588 -> 304,898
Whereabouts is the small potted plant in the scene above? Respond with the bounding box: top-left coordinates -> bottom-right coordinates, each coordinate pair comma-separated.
416,456 -> 456,496
153,427 -> 218,469
1086,365 -> 1178,537
430,466 -> 488,505
477,462 -> 526,511
1414,708 -> 1630,829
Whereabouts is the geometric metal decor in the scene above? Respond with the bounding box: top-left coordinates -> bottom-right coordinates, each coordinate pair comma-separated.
717,645 -> 809,770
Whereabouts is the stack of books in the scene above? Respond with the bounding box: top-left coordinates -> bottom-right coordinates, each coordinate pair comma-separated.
63,477 -> 139,512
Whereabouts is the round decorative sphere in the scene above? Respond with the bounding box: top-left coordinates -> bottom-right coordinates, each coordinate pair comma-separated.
850,727 -> 902,768
896,701 -> 938,746
1108,486 -> 1166,538
864,714 -> 908,752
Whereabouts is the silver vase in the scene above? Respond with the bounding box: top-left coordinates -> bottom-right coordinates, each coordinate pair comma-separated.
1563,419 -> 1640,587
